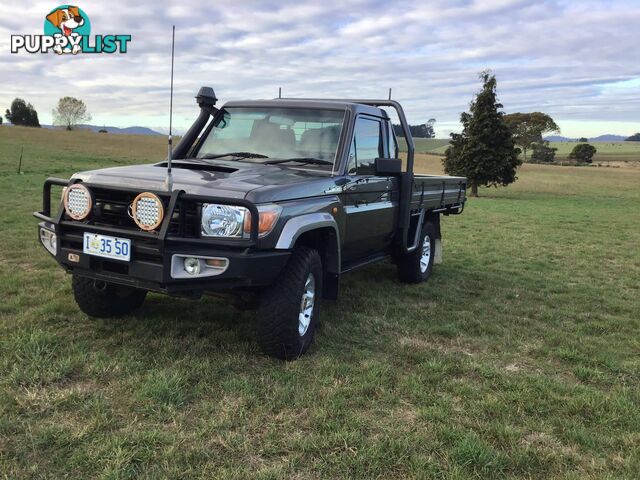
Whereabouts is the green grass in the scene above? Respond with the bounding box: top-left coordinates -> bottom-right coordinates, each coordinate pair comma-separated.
1,125 -> 639,478
409,137 -> 640,163
413,138 -> 452,154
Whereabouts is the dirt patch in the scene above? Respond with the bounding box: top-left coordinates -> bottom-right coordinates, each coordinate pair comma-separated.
521,431 -> 580,459
504,363 -> 521,373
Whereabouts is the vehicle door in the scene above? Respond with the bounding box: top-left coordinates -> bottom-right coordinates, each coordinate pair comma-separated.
340,115 -> 399,262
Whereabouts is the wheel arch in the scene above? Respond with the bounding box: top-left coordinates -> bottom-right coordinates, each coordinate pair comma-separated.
275,213 -> 341,299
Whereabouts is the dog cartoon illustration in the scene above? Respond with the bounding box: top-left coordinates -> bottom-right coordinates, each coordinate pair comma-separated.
46,6 -> 85,54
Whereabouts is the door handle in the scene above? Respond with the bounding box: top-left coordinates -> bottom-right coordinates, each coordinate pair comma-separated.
334,177 -> 349,186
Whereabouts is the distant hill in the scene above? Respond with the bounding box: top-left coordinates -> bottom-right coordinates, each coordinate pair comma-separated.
589,134 -> 627,142
28,123 -> 162,135
544,134 -> 628,142
77,124 -> 163,136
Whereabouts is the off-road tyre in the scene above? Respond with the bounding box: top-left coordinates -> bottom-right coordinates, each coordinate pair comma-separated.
397,221 -> 436,284
72,275 -> 147,318
257,247 -> 323,360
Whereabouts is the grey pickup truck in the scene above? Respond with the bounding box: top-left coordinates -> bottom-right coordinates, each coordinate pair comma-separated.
35,87 -> 466,360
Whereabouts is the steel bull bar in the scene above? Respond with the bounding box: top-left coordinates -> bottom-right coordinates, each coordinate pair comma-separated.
33,177 -> 288,293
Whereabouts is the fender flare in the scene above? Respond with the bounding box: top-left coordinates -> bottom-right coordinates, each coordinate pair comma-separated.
275,212 -> 341,275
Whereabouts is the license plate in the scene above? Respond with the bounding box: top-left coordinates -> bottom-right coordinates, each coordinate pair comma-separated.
83,233 -> 131,261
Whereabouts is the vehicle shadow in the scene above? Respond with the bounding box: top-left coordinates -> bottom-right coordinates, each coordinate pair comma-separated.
84,258 -> 488,363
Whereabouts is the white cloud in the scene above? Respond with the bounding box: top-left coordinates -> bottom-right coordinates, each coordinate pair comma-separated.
1,0 -> 639,137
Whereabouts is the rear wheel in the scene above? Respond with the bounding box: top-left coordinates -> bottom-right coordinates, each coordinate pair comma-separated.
397,221 -> 436,283
72,274 -> 147,318
257,247 -> 322,360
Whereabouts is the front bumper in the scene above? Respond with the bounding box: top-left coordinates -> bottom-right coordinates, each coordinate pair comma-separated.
35,178 -> 290,294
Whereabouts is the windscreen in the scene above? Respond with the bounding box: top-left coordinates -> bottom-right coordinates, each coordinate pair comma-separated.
196,107 -> 345,167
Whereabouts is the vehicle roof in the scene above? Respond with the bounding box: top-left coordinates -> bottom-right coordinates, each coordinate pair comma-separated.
222,99 -> 388,118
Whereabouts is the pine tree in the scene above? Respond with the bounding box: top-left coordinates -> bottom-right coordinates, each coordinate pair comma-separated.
443,71 -> 521,197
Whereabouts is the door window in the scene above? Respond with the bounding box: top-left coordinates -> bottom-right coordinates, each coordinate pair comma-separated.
347,117 -> 383,175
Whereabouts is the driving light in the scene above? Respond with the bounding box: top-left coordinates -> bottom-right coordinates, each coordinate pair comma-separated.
132,192 -> 164,231
183,257 -> 201,275
201,204 -> 247,237
243,204 -> 282,238
63,184 -> 92,220
171,255 -> 229,279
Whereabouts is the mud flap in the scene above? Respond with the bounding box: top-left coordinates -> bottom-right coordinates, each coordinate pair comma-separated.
434,238 -> 443,264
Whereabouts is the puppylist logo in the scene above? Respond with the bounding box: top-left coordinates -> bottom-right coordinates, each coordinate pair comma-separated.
11,5 -> 131,55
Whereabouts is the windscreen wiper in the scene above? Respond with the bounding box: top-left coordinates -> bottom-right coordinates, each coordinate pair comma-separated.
264,157 -> 333,166
199,152 -> 269,160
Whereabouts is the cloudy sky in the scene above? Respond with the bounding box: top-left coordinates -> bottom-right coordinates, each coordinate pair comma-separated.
2,0 -> 639,138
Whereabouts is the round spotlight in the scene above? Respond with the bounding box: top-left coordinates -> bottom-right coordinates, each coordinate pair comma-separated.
132,192 -> 164,231
183,257 -> 201,275
63,183 -> 93,220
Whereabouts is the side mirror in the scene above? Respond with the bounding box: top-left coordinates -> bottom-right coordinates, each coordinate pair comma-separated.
374,157 -> 402,176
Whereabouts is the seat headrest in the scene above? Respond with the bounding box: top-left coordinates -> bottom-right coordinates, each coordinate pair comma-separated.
300,126 -> 340,159
250,119 -> 295,153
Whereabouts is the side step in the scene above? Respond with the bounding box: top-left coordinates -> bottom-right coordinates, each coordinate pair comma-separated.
341,253 -> 389,274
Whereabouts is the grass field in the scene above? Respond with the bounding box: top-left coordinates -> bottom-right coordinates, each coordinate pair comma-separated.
544,142 -> 640,162
1,125 -> 639,479
411,137 -> 640,163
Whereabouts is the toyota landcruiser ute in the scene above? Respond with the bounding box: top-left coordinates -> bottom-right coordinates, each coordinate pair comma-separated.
35,87 -> 466,360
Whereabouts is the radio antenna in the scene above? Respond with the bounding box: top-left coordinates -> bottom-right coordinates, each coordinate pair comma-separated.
166,25 -> 175,190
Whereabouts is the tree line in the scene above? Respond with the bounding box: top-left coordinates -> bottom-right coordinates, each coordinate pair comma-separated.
393,120 -> 436,138
1,87 -> 619,196
2,97 -> 91,129
384,77 -> 609,197
442,71 -> 601,197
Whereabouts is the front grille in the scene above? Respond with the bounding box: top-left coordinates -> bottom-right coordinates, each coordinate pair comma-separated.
72,187 -> 201,238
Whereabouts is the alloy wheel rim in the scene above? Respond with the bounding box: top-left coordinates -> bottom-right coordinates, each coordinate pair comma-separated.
298,273 -> 315,336
420,235 -> 431,273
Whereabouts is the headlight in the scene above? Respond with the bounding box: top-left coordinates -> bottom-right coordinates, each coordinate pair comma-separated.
132,192 -> 164,231
201,204 -> 247,238
63,183 -> 92,220
201,204 -> 282,238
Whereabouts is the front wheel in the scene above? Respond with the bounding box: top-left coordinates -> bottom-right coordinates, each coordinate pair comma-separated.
397,221 -> 436,284
257,247 -> 323,360
72,275 -> 147,318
